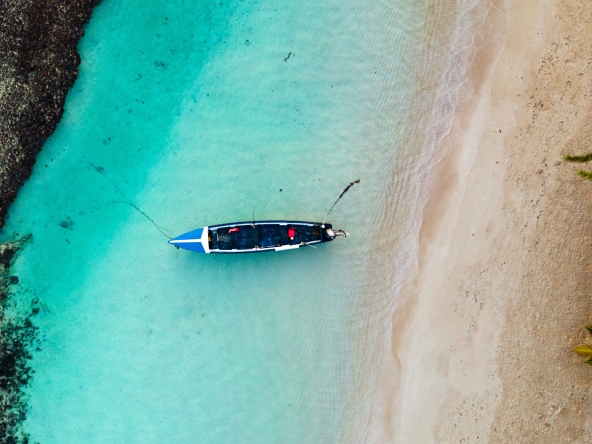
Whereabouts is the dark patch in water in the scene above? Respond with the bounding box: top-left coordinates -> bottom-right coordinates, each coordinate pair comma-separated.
0,235 -> 37,443
59,218 -> 74,230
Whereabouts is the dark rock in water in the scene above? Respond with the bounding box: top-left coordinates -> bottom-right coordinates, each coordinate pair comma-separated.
59,219 -> 73,228
0,0 -> 101,227
0,236 -> 36,443
59,218 -> 73,230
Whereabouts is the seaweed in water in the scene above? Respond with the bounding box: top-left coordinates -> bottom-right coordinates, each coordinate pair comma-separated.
0,235 -> 37,444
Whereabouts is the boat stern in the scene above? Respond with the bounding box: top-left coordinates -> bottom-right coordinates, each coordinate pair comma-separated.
169,227 -> 210,253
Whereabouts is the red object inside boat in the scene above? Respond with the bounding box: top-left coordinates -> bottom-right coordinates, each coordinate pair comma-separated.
288,227 -> 296,239
228,227 -> 240,233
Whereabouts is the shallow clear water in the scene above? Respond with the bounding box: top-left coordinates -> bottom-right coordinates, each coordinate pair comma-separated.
1,0 -> 433,442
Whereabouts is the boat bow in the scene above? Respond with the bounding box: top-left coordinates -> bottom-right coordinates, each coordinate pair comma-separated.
168,226 -> 210,253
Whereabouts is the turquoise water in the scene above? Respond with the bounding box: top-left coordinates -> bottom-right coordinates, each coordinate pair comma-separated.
1,0 -> 436,442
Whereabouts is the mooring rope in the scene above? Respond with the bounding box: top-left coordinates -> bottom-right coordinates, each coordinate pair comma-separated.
322,179 -> 360,225
88,161 -> 172,240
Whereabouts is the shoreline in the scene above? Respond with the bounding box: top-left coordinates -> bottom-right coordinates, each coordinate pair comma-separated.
389,0 -> 592,441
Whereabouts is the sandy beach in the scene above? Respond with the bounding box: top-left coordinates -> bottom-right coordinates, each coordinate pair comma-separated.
387,0 -> 592,442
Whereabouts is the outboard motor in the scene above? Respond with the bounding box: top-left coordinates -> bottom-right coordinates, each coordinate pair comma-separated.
324,227 -> 349,240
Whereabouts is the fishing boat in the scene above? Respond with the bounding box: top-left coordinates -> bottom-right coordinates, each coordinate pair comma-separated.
169,220 -> 349,254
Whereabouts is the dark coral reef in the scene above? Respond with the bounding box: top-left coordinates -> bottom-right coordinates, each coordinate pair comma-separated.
0,1 -> 100,441
0,0 -> 99,227
0,237 -> 36,444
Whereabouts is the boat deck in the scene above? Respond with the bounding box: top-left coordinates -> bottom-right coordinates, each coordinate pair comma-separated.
210,222 -> 327,251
